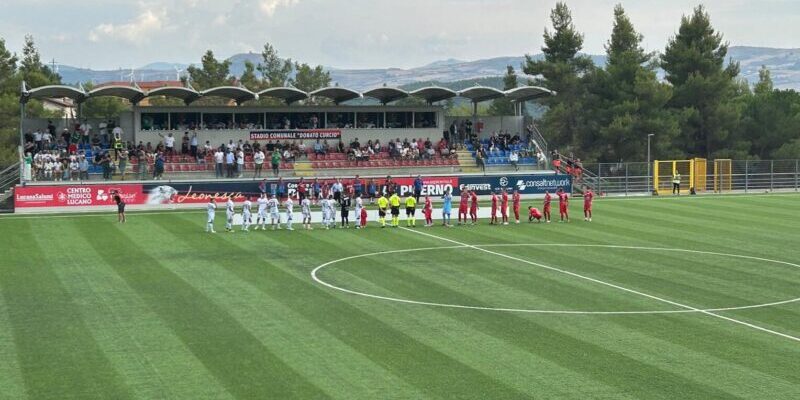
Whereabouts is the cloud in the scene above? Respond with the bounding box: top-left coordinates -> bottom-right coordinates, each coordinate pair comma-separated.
259,0 -> 299,17
88,6 -> 167,43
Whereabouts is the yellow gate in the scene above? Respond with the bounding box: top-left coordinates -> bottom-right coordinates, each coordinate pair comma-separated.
714,159 -> 733,192
653,158 -> 707,195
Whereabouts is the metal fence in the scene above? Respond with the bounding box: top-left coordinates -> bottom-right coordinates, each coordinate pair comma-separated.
577,159 -> 800,195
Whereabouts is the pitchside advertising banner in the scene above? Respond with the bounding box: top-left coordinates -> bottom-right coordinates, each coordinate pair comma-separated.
249,129 -> 341,141
14,174 -> 571,209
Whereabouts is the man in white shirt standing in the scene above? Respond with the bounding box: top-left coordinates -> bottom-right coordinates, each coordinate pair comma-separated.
206,198 -> 217,233
80,119 -> 92,145
236,149 -> 245,178
214,148 -> 224,178
268,194 -> 281,230
253,149 -> 265,178
301,196 -> 312,230
225,196 -> 235,233
284,197 -> 294,231
256,193 -> 268,230
160,132 -> 175,155
242,196 -> 252,232
509,151 -> 519,171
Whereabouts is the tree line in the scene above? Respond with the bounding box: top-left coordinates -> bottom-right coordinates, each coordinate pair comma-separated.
522,3 -> 800,162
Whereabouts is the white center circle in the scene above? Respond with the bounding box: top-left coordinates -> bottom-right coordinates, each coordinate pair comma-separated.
311,244 -> 800,315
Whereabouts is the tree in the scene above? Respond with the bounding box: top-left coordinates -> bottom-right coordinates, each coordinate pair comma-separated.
289,62 -> 331,101
19,35 -> 59,86
186,50 -> 232,90
522,2 -> 594,152
257,43 -> 292,87
80,82 -> 131,120
753,65 -> 773,95
589,4 -> 680,162
661,6 -> 741,157
0,38 -> 17,86
239,60 -> 261,91
488,65 -> 518,116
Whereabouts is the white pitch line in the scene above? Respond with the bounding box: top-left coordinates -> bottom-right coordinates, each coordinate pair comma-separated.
399,227 -> 800,344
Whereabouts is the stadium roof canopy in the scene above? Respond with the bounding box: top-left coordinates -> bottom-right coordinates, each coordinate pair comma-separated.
459,86 -> 505,103
88,85 -> 146,104
504,86 -> 556,102
145,86 -> 201,104
20,84 -> 87,104
200,86 -> 257,105
310,86 -> 361,104
408,86 -> 457,104
362,87 -> 408,104
257,87 -> 309,104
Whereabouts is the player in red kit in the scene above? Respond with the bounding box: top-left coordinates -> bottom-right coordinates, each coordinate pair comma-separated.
557,187 -> 569,222
528,206 -> 543,222
543,190 -> 552,223
500,189 -> 509,225
512,189 -> 521,224
583,186 -> 594,222
490,191 -> 499,224
469,190 -> 479,224
458,189 -> 470,225
423,196 -> 433,227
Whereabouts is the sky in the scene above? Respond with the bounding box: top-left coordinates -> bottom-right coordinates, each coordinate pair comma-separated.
1,0 -> 799,70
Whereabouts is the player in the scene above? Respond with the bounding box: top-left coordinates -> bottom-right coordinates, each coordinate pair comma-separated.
340,192 -> 351,228
501,189 -> 509,225
528,206 -> 543,222
320,196 -> 331,229
268,194 -> 281,230
284,196 -> 294,230
256,193 -> 268,230
457,189 -> 469,225
469,190 -> 478,225
423,195 -> 433,227
359,198 -> 368,228
112,190 -> 126,223
543,190 -> 552,223
205,198 -> 217,233
301,195 -> 312,230
225,196 -> 235,233
512,189 -> 521,224
377,193 -> 389,228
583,186 -> 594,222
441,188 -> 453,227
389,192 -> 401,227
242,196 -> 252,231
405,193 -> 417,227
557,187 -> 569,223
490,190 -> 499,224
354,193 -> 364,229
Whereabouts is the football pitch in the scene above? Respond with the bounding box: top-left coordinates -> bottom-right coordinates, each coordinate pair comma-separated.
1,194 -> 799,399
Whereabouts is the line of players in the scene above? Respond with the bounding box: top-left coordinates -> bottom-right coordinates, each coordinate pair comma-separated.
204,185 -> 594,233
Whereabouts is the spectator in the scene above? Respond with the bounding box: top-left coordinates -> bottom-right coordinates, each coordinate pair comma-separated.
313,139 -> 325,155
138,149 -> 148,180
118,149 -> 129,180
69,157 -> 79,180
509,151 -> 519,171
254,148 -> 265,178
271,149 -> 281,176
159,132 -> 175,155
236,148 -> 245,178
190,132 -> 198,157
153,152 -> 165,180
225,150 -> 235,178
79,155 -> 89,180
214,148 -> 224,178
100,153 -> 112,180
181,132 -> 190,155
476,149 -> 486,172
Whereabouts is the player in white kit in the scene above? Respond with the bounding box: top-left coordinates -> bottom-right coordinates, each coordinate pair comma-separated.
256,193 -> 268,230
225,196 -> 235,232
320,196 -> 332,229
284,197 -> 295,231
354,194 -> 364,229
268,194 -> 281,230
206,198 -> 217,233
242,196 -> 252,232
301,197 -> 313,230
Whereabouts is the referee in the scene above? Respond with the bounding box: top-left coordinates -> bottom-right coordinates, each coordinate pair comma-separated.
113,190 -> 126,223
377,193 -> 389,228
405,194 -> 417,227
389,192 -> 401,227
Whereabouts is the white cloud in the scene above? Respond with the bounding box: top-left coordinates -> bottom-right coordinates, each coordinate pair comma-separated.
259,0 -> 299,17
88,6 -> 167,43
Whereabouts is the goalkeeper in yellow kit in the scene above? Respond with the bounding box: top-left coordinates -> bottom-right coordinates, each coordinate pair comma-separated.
405,194 -> 417,227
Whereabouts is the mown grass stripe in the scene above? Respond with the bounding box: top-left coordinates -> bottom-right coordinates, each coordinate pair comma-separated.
0,220 -> 133,400
73,220 -> 329,400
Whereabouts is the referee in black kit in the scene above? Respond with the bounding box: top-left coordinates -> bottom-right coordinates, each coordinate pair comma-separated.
113,190 -> 126,223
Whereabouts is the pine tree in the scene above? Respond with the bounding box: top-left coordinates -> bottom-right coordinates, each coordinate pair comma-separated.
661,6 -> 741,157
186,50 -> 232,90
257,43 -> 292,87
488,66 -> 517,116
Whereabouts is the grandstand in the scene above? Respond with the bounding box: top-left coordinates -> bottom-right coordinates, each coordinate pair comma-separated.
18,82 -> 554,180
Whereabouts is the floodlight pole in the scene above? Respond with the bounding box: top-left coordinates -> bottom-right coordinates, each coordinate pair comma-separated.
646,135 -> 652,193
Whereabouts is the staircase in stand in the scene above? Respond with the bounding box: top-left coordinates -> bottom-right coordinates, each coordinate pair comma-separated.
455,150 -> 481,173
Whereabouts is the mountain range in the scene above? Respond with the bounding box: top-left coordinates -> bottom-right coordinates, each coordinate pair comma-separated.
55,46 -> 800,91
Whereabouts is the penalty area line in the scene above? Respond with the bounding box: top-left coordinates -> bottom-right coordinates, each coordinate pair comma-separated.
399,227 -> 800,344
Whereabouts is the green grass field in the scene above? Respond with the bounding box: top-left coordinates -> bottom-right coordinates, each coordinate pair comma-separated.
1,193 -> 800,399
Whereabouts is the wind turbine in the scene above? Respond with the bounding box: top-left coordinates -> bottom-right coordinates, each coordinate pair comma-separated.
174,66 -> 184,81
127,68 -> 136,83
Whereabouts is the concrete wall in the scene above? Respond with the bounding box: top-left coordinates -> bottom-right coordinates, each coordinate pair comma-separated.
444,116 -> 526,139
